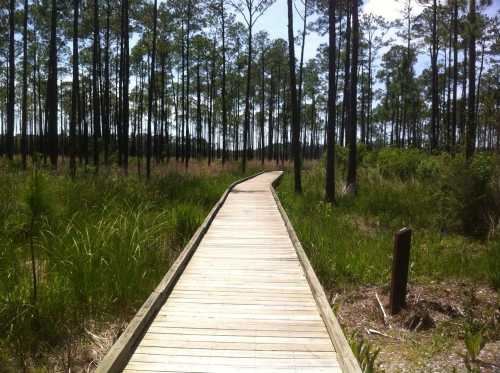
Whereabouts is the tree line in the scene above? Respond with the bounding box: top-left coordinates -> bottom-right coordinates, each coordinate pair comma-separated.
0,0 -> 498,197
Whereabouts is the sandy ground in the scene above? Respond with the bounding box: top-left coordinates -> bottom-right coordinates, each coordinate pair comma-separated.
329,282 -> 500,372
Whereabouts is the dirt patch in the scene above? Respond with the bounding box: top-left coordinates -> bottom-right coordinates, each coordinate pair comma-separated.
332,282 -> 500,372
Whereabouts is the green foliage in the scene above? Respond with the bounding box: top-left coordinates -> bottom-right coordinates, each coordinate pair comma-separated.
349,332 -> 381,373
488,239 -> 500,289
278,151 -> 498,287
463,328 -> 485,373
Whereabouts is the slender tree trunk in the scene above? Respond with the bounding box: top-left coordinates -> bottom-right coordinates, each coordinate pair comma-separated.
297,0 -> 308,145
103,0 -> 111,165
346,0 -> 358,193
341,8 -> 351,147
92,0 -> 102,173
221,0 -> 228,165
430,0 -> 439,152
147,0 -> 158,179
6,0 -> 15,160
287,0 -> 301,193
70,0 -> 80,177
452,0 -> 458,149
196,61 -> 201,158
185,3 -> 192,169
325,0 -> 337,203
466,0 -> 476,160
242,16 -> 253,173
260,50 -> 265,165
21,0 -> 29,168
121,0 -> 130,173
47,0 -> 58,168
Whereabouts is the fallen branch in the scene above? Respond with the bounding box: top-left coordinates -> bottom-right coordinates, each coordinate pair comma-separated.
375,292 -> 391,328
366,328 -> 391,338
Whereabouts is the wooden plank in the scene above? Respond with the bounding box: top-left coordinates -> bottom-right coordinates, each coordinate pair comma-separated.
270,176 -> 362,373
96,171 -> 265,373
101,171 -> 355,372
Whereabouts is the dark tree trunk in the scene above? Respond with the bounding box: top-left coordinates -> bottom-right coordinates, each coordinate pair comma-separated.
185,3 -> 192,169
452,0 -> 458,148
92,0 -> 102,173
221,0 -> 228,165
122,0 -> 130,173
346,0 -> 359,193
146,0 -> 158,179
103,0 -> 111,165
325,0 -> 337,203
6,0 -> 15,160
242,16 -> 253,173
341,7 -> 351,147
297,0 -> 308,149
21,0 -> 29,168
466,0 -> 476,160
268,70 -> 274,161
47,0 -> 58,168
196,61 -> 201,158
70,0 -> 80,177
287,0 -> 302,193
260,50 -> 265,165
430,0 -> 439,152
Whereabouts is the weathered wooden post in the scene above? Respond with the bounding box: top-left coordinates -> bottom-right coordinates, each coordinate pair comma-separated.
390,227 -> 412,314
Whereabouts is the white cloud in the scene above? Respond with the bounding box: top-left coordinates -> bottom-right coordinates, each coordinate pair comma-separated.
363,0 -> 425,21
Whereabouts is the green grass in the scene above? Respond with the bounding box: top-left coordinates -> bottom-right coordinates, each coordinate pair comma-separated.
277,149 -> 500,289
0,159 -> 260,370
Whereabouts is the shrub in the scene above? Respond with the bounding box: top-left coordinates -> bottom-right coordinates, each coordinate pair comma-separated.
376,147 -> 424,179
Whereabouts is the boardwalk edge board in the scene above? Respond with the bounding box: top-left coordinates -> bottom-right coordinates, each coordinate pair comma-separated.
270,174 -> 362,373
97,171 -> 265,373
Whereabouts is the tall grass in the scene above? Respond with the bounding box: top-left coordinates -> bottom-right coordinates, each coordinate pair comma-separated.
0,159 -> 259,370
277,149 -> 500,289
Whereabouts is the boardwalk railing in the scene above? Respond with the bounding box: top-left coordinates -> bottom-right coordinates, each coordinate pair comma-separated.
97,172 -> 264,372
270,175 -> 361,373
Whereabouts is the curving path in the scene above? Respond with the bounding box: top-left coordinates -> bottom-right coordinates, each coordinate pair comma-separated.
121,172 -> 342,372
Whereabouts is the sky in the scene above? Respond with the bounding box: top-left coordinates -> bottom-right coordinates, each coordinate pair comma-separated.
246,0 -> 421,62
245,0 -> 500,72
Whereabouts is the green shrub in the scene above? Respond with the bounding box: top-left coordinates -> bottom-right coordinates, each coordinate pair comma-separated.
376,147 -> 424,179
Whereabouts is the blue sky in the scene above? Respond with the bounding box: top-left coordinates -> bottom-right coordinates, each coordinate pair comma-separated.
246,0 -> 500,73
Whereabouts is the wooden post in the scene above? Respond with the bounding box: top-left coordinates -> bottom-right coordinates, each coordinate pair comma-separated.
390,227 -> 411,315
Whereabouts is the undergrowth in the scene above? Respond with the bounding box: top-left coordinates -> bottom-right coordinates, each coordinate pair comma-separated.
277,148 -> 500,289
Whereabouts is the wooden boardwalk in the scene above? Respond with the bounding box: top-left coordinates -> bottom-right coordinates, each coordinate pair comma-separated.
100,172 -> 359,373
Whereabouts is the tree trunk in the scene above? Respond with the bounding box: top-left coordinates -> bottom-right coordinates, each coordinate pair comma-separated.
452,0 -> 458,148
242,17 -> 253,173
103,0 -> 111,165
122,0 -> 130,173
346,0 -> 359,193
92,0 -> 102,173
185,2 -> 192,169
147,0 -> 158,179
287,0 -> 302,193
325,0 -> 337,203
70,0 -> 80,177
47,0 -> 58,168
466,0 -> 476,160
6,0 -> 15,160
221,0 -> 228,165
21,0 -> 29,168
341,8 -> 351,147
430,0 -> 438,152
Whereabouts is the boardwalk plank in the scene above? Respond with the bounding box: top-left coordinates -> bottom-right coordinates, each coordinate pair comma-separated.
121,172 -> 343,372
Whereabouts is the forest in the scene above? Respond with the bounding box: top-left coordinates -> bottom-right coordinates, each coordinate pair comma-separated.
0,0 -> 499,371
